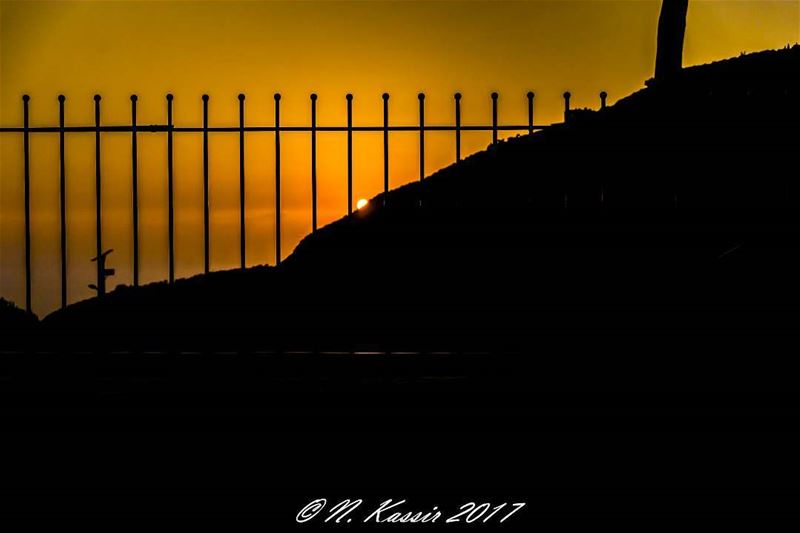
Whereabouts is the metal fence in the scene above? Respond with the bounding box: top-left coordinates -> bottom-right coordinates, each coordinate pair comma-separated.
1,90 -> 606,313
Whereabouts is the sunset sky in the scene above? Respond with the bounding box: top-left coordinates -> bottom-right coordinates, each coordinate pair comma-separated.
1,0 -> 798,316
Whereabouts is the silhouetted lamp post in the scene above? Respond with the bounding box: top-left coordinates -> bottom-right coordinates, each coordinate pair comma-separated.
89,249 -> 115,297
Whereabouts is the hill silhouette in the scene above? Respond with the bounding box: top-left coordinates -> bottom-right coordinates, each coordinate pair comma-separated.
0,298 -> 37,341
18,46 -> 796,358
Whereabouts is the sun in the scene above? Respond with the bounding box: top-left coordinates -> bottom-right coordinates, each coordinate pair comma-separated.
356,198 -> 369,210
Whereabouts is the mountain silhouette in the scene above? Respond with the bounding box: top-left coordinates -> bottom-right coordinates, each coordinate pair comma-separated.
4,46 -> 799,362
0,298 -> 37,341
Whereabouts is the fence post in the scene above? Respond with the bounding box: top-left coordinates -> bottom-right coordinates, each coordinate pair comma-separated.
346,93 -> 353,215
237,93 -> 246,269
58,95 -> 67,308
382,93 -> 389,205
22,95 -> 31,313
310,93 -> 318,231
491,92 -> 498,145
275,93 -> 282,265
600,91 -> 608,109
131,95 -> 140,287
166,94 -> 175,283
94,94 -> 104,291
527,91 -> 535,135
202,94 -> 210,275
454,93 -> 461,162
418,93 -> 425,183
563,91 -> 571,122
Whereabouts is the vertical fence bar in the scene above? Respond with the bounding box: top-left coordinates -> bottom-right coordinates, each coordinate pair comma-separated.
310,93 -> 318,232
131,95 -> 139,287
491,92 -> 498,145
454,93 -> 462,162
563,91 -> 572,122
382,93 -> 389,205
597,92 -> 606,204
94,95 -> 103,290
274,93 -> 282,265
346,93 -> 353,215
22,95 -> 31,313
527,91 -> 535,135
418,93 -> 425,182
58,95 -> 67,308
202,94 -> 210,275
237,93 -> 246,269
166,94 -> 175,283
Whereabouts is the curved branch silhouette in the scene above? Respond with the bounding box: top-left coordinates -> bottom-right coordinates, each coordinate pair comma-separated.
655,0 -> 689,81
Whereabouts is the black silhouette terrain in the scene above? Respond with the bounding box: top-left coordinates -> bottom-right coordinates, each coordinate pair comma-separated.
2,47 -> 800,523
2,46 -> 798,396
22,46 -> 798,356
0,298 -> 37,339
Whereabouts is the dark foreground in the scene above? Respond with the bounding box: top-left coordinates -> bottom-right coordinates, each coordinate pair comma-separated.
2,343 -> 800,526
2,49 -> 800,525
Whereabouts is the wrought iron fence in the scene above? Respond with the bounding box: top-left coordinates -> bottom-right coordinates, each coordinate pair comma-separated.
0,90 -> 606,313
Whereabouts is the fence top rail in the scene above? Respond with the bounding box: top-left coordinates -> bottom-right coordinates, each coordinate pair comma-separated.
3,89 -> 598,133
0,124 -> 553,133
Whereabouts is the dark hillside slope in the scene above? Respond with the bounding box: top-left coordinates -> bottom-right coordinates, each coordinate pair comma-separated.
0,299 -> 38,340
33,47 -> 800,368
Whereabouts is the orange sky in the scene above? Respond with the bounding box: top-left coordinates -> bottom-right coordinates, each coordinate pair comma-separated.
1,0 -> 798,316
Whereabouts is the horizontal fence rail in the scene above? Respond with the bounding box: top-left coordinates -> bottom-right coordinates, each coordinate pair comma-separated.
1,90 -> 606,314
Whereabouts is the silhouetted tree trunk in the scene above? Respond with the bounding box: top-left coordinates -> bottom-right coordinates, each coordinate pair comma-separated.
655,0 -> 689,81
